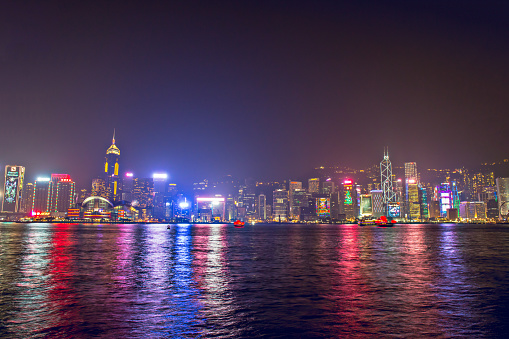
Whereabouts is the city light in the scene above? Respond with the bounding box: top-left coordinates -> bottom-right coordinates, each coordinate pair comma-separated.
153,173 -> 168,179
125,172 -> 133,177
196,197 -> 225,202
36,177 -> 50,182
179,201 -> 190,209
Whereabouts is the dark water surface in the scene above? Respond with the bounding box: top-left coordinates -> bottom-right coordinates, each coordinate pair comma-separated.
1,223 -> 509,338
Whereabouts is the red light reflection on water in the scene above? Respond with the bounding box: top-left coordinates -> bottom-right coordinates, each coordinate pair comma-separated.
47,224 -> 82,330
332,225 -> 371,333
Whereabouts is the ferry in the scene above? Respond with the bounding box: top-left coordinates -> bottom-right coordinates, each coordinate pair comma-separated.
358,219 -> 377,226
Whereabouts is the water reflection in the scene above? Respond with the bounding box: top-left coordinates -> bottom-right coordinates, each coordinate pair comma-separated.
0,223 -> 508,337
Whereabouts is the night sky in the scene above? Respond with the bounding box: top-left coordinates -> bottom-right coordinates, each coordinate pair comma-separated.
1,1 -> 509,188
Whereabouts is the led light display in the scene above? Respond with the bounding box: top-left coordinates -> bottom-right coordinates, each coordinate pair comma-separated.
388,202 -> 401,218
344,190 -> 353,205
316,197 -> 330,217
2,166 -> 25,213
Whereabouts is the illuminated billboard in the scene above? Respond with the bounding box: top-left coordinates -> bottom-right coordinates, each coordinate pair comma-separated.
2,166 -> 25,213
388,202 -> 401,218
316,197 -> 330,217
360,194 -> 373,216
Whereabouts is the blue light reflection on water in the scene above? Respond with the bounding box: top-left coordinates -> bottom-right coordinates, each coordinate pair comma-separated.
0,223 -> 509,337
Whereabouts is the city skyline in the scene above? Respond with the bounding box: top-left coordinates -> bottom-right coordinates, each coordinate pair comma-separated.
3,131 -> 509,191
1,1 -> 509,187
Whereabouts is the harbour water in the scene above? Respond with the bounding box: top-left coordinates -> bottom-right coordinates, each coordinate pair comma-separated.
1,223 -> 508,338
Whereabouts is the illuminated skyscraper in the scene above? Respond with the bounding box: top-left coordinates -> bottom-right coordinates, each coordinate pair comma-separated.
360,194 -> 373,217
2,165 -> 25,213
91,178 -> 109,199
406,180 -> 420,220
104,130 -> 120,201
33,177 -> 52,213
342,179 -> 356,219
133,178 -> 154,208
308,178 -> 320,194
122,173 -> 134,201
22,182 -> 34,213
273,189 -> 288,221
258,194 -> 266,220
322,180 -> 335,194
380,149 -> 396,214
370,190 -> 384,218
496,178 -> 509,220
50,174 -> 76,213
404,162 -> 418,183
289,181 -> 302,218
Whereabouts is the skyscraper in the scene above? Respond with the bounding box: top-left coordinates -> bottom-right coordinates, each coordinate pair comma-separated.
404,162 -> 418,183
406,180 -> 420,220
33,177 -> 51,213
308,178 -> 320,194
104,130 -> 120,201
496,178 -> 509,220
122,173 -> 134,201
289,181 -> 302,219
22,182 -> 35,213
2,165 -> 25,213
342,179 -> 356,219
91,178 -> 109,199
273,189 -> 288,222
370,190 -> 384,218
380,149 -> 396,214
133,178 -> 154,208
50,174 -> 76,213
258,194 -> 266,220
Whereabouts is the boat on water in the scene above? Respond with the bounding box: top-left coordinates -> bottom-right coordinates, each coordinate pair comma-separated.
234,220 -> 245,228
358,219 -> 377,226
376,216 -> 396,227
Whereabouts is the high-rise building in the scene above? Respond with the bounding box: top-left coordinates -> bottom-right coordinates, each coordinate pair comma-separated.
273,189 -> 288,221
258,194 -> 266,220
49,174 -> 76,213
322,180 -> 335,195
22,182 -> 35,213
290,189 -> 309,219
406,180 -> 420,220
380,149 -> 396,214
91,178 -> 109,199
342,179 -> 356,219
370,190 -> 384,218
404,162 -> 418,183
308,178 -> 320,194
104,130 -> 120,201
133,178 -> 154,208
152,173 -> 168,220
2,165 -> 25,213
419,187 -> 429,220
496,178 -> 509,220
33,177 -> 52,213
289,181 -> 303,219
459,201 -> 486,220
78,189 -> 90,204
122,173 -> 134,201
315,195 -> 331,218
435,182 -> 459,218
360,194 -> 373,217
153,173 -> 168,194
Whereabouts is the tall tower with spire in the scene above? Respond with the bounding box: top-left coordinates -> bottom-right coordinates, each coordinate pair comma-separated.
380,147 -> 396,214
104,129 -> 120,201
